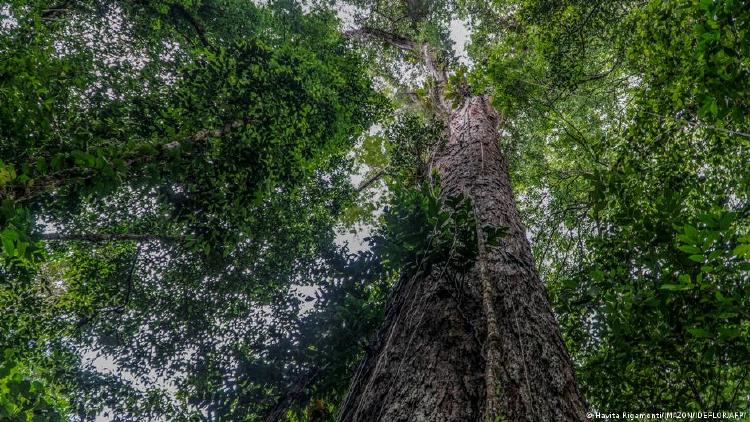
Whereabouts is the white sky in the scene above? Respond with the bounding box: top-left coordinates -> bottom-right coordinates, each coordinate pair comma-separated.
450,18 -> 470,65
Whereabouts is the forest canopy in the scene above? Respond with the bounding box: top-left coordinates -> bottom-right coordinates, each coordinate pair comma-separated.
1,0 -> 749,421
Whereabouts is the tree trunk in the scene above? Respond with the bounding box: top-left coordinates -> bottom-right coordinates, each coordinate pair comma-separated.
338,97 -> 588,421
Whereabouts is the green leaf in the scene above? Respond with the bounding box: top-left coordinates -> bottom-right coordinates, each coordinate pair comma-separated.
660,284 -> 690,291
687,327 -> 712,338
677,244 -> 701,254
688,254 -> 704,263
698,213 -> 718,227
719,327 -> 741,340
732,244 -> 750,259
683,224 -> 699,241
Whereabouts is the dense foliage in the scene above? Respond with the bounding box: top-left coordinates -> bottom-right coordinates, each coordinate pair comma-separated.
1,0 -> 384,419
1,0 -> 749,420
471,0 -> 750,413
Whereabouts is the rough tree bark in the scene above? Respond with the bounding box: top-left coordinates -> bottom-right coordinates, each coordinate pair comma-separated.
337,96 -> 588,421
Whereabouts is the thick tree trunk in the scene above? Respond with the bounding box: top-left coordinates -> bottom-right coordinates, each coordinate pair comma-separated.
338,97 -> 587,421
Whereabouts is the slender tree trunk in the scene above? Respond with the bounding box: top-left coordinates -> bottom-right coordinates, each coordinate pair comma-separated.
338,97 -> 587,421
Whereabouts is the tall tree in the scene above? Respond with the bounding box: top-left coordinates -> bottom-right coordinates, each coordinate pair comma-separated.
3,0 -> 748,420
337,2 -> 587,420
1,1 -> 384,419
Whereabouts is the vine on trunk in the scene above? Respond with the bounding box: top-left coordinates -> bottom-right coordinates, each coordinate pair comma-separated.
371,177 -> 507,284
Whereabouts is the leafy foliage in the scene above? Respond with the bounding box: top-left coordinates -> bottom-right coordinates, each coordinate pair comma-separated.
2,0 -> 749,419
473,0 -> 750,412
0,350 -> 67,421
375,178 -> 481,278
1,0 -> 384,419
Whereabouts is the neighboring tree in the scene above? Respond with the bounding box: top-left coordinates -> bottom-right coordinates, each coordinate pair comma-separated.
1,0 -> 384,419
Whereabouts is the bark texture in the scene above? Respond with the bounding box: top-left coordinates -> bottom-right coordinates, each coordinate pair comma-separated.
338,97 -> 587,422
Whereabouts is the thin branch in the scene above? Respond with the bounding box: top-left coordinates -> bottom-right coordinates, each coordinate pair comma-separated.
148,114 -> 253,157
356,170 -> 385,192
123,244 -> 142,307
9,115 -> 252,204
171,4 -> 209,47
686,377 -> 707,409
729,369 -> 749,408
41,1 -> 73,21
344,27 -> 419,51
697,123 -> 750,139
344,27 -> 452,118
643,111 -> 750,139
40,233 -> 183,243
261,364 -> 331,422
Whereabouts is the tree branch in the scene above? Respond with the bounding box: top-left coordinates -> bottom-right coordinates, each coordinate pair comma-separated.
419,43 -> 451,118
261,363 -> 330,422
123,244 -> 142,306
356,170 -> 385,192
344,27 -> 452,118
729,369 -> 749,407
9,115 -> 252,204
41,1 -> 73,21
686,377 -> 707,409
40,233 -> 183,243
144,114 -> 253,157
171,4 -> 209,47
344,27 -> 419,51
